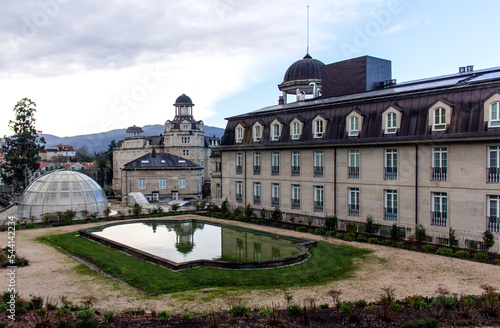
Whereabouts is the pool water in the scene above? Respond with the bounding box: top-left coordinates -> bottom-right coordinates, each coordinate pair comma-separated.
88,220 -> 303,264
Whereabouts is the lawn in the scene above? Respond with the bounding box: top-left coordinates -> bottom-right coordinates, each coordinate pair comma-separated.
41,230 -> 370,296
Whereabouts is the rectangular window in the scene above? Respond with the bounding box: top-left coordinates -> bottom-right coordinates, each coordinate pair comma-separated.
348,188 -> 360,216
433,107 -> 446,131
236,127 -> 243,143
431,192 -> 448,226
271,152 -> 280,176
182,124 -> 190,131
215,162 -> 221,172
384,149 -> 398,180
138,178 -> 146,190
349,116 -> 359,136
385,113 -> 397,134
272,124 -> 280,140
292,122 -> 300,139
216,183 -> 221,198
314,186 -> 324,212
236,181 -> 243,202
384,190 -> 398,221
487,195 -> 500,232
182,149 -> 189,157
314,151 -> 324,177
253,182 -> 261,205
348,150 -> 360,179
271,183 -> 280,207
253,125 -> 261,142
431,148 -> 447,181
179,178 -> 186,189
159,178 -> 166,189
490,102 -> 500,127
291,151 -> 300,176
314,120 -> 323,138
253,152 -> 261,175
181,137 -> 190,144
236,152 -> 243,174
487,146 -> 500,183
291,184 -> 301,209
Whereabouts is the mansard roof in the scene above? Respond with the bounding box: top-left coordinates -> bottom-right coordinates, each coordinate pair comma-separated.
220,66 -> 500,148
123,152 -> 201,170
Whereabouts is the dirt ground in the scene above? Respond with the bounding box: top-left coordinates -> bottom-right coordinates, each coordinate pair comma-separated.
1,215 -> 499,315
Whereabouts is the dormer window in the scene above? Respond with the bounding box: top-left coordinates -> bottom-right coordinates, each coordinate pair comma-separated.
490,102 -> 500,127
236,127 -> 243,143
433,107 -> 446,131
386,112 -> 397,134
182,123 -> 190,131
292,122 -> 300,139
272,124 -> 280,140
349,116 -> 359,136
313,117 -> 325,138
428,100 -> 452,132
253,123 -> 262,142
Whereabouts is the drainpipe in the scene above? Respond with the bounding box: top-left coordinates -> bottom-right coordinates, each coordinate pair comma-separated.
415,144 -> 419,227
244,150 -> 247,206
334,148 -> 337,216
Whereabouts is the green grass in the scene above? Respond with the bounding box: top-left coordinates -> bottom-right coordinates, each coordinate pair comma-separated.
41,231 -> 370,296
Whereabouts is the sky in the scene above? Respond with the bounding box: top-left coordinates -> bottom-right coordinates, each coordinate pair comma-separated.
1,0 -> 499,138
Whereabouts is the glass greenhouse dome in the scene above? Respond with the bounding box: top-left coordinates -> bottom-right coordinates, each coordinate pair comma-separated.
17,170 -> 108,220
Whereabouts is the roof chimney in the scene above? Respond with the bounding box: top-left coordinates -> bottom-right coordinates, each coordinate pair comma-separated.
459,67 -> 466,74
278,96 -> 284,105
466,65 -> 474,72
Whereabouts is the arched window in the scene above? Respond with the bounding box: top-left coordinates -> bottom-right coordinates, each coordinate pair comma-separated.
386,112 -> 397,134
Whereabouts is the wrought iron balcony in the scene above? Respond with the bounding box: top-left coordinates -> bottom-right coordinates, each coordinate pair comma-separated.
291,199 -> 300,209
253,195 -> 260,205
487,167 -> 500,183
253,165 -> 260,175
313,166 -> 323,177
348,204 -> 359,216
314,201 -> 323,212
291,165 -> 300,176
487,216 -> 500,232
384,166 -> 397,180
271,197 -> 280,207
236,165 -> 242,174
348,166 -> 359,179
384,207 -> 398,221
431,211 -> 447,226
236,194 -> 242,203
431,167 -> 447,181
271,166 -> 279,176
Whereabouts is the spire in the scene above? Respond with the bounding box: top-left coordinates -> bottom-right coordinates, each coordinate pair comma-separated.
306,5 -> 310,55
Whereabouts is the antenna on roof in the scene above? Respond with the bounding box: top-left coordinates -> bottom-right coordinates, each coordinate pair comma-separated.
306,5 -> 310,55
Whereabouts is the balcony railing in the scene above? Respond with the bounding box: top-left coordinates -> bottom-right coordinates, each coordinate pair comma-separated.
431,167 -> 447,181
291,165 -> 300,176
271,197 -> 280,207
487,216 -> 500,232
487,167 -> 500,183
431,211 -> 447,226
384,167 -> 397,180
291,198 -> 300,209
236,194 -> 242,203
314,166 -> 323,177
384,207 -> 398,221
348,166 -> 359,179
271,165 -> 279,176
253,165 -> 260,175
253,195 -> 261,205
314,201 -> 324,212
348,204 -> 359,216
236,165 -> 242,174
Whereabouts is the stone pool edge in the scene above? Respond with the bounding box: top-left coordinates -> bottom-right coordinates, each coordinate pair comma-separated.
78,218 -> 317,271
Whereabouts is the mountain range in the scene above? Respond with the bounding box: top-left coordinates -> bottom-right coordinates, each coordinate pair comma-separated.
40,124 -> 226,154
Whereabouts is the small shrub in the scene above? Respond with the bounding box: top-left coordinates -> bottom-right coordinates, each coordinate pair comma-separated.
30,296 -> 44,310
324,215 -> 338,231
390,223 -> 401,241
271,207 -> 282,222
364,216 -> 379,235
169,203 -> 180,213
494,258 -> 500,265
180,312 -> 194,322
458,294 -> 476,318
243,204 -> 253,218
403,316 -> 438,328
229,305 -> 250,317
483,230 -> 495,251
396,241 -> 405,248
258,307 -> 274,318
314,228 -> 326,235
103,311 -> 114,321
25,223 -> 35,229
436,247 -> 453,256
339,302 -> 361,322
449,227 -> 458,247
455,250 -> 470,258
326,289 -> 342,307
480,284 -> 500,316
368,238 -> 379,244
344,232 -> 356,241
76,309 -> 96,321
474,252 -> 488,261
346,222 -> 357,233
296,226 -> 306,232
406,295 -> 428,310
380,239 -> 391,246
325,231 -> 334,237
422,244 -> 435,252
356,234 -> 367,242
335,232 -> 344,239
415,224 -> 426,243
156,310 -> 171,321
90,217 -> 98,223
431,287 -> 457,316
286,304 -> 301,315
221,199 -> 229,213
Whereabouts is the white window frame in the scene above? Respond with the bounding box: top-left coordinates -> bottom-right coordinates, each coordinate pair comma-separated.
159,178 -> 166,189
487,195 -> 500,232
292,184 -> 301,202
138,178 -> 146,190
490,102 -> 500,127
179,178 -> 186,189
182,123 -> 190,131
291,121 -> 300,139
216,183 -> 221,198
253,182 -> 261,197
431,192 -> 448,226
433,107 -> 446,131
236,152 -> 243,167
349,116 -> 359,136
314,186 -> 324,206
314,151 -> 324,168
236,181 -> 243,196
385,112 -> 397,134
314,119 -> 324,138
272,124 -> 280,141
348,188 -> 360,216
254,152 -> 261,167
272,152 -> 280,167
488,146 -> 500,169
253,125 -> 261,142
236,127 -> 243,143
271,183 -> 280,204
384,190 -> 398,220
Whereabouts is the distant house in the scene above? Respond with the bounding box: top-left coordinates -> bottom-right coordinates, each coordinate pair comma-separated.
31,162 -> 59,181
39,144 -> 76,161
121,151 -> 203,203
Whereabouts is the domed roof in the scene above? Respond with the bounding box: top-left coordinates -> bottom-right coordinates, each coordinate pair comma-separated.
17,170 -> 108,220
174,94 -> 193,106
283,54 -> 325,83
126,125 -> 143,133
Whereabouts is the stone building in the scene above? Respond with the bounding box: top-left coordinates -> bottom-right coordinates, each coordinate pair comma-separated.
212,54 -> 500,253
113,94 -> 219,199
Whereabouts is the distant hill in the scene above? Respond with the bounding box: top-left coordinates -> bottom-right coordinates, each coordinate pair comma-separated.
40,124 -> 225,154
